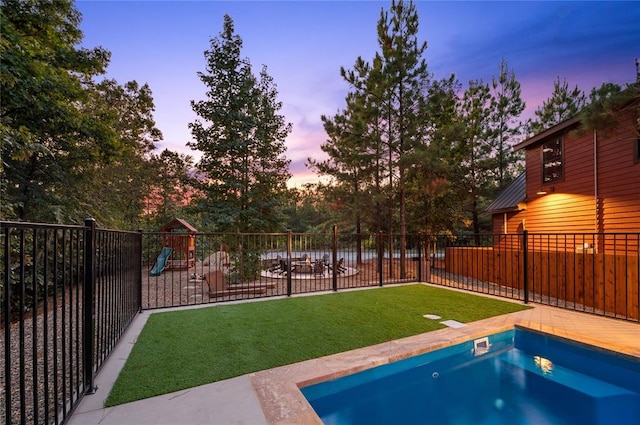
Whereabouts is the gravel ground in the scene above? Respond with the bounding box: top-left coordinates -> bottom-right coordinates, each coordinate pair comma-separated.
2,258 -> 421,424
141,258 -> 421,309
2,300 -> 83,425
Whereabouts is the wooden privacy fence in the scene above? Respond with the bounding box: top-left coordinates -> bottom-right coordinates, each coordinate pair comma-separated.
444,233 -> 639,322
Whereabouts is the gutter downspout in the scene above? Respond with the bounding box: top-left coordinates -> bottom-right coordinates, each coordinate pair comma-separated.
503,212 -> 508,234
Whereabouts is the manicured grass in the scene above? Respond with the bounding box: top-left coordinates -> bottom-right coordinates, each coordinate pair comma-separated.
106,284 -> 530,406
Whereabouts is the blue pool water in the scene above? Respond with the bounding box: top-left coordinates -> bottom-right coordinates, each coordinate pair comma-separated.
301,329 -> 640,425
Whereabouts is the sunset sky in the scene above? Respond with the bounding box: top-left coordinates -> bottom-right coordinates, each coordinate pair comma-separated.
76,1 -> 640,187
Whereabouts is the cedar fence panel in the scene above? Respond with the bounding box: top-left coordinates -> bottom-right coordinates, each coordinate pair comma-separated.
444,243 -> 639,321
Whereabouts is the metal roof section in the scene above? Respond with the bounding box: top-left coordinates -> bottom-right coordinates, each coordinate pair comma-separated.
484,172 -> 526,214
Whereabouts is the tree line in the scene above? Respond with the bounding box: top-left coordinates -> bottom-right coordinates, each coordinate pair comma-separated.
1,0 -> 194,230
2,0 -> 636,239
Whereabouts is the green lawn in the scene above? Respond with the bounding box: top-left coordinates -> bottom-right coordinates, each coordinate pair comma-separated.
106,284 -> 530,406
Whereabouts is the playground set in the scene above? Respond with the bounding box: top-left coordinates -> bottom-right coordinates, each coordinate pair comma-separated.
149,218 -> 197,276
149,218 -> 272,297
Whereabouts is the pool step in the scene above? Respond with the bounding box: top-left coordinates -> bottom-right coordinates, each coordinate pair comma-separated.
499,350 -> 634,399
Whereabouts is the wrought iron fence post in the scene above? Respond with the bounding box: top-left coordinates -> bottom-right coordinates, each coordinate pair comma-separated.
417,236 -> 423,283
137,229 -> 143,312
377,231 -> 384,287
83,218 -> 97,394
3,225 -> 12,421
332,225 -> 338,292
286,230 -> 292,296
523,230 -> 529,304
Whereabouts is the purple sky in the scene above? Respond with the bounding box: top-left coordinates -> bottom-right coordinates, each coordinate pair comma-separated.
76,1 -> 640,187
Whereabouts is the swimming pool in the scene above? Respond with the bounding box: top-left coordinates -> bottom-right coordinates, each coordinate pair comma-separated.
301,329 -> 640,425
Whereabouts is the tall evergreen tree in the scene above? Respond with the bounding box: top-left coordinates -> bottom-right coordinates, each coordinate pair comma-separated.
578,82 -> 628,133
313,1 -> 430,275
311,90 -> 375,262
529,77 -> 586,134
377,0 -> 430,277
577,70 -> 638,141
339,55 -> 389,235
188,15 -> 291,233
312,0 -> 431,274
459,79 -> 493,235
407,75 -> 466,234
488,58 -> 526,190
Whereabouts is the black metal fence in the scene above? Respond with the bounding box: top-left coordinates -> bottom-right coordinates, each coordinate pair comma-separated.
3,222 -> 639,424
141,229 -> 639,323
141,227 -> 429,309
1,220 -> 141,425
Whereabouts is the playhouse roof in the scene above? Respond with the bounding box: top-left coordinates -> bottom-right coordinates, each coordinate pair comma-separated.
161,218 -> 198,233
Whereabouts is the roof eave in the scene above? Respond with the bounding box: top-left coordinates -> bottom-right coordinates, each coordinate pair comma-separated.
514,116 -> 581,151
483,206 -> 520,215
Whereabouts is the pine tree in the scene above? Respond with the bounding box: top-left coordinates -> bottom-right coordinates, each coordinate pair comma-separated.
407,74 -> 466,234
311,89 -> 376,263
375,0 -> 430,277
459,79 -> 493,235
338,55 -> 389,236
311,0 -> 430,276
578,82 -> 628,133
530,77 -> 586,134
188,15 -> 291,233
488,59 -> 526,190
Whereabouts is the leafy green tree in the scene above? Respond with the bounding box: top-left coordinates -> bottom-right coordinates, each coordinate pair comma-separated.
1,0 -> 114,222
69,80 -> 163,229
188,15 -> 291,233
529,77 -> 586,134
144,149 -> 197,231
281,185 -> 332,233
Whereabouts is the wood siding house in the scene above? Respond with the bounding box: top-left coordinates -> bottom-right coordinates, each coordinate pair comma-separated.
486,95 -> 640,254
467,95 -> 640,320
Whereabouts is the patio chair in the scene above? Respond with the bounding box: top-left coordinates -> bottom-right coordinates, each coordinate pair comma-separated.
268,255 -> 282,273
329,257 -> 347,274
276,257 -> 285,274
313,259 -> 326,276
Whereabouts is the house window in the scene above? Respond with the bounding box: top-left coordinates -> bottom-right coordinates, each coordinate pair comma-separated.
542,138 -> 563,183
635,138 -> 640,164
